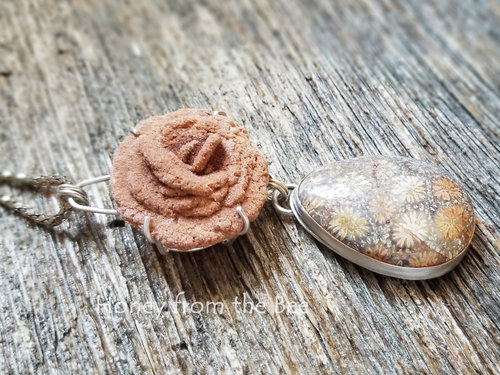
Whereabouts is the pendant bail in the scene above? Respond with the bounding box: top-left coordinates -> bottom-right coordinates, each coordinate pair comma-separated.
65,175 -> 118,215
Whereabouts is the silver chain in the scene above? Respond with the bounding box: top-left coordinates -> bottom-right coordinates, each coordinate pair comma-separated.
0,170 -> 89,227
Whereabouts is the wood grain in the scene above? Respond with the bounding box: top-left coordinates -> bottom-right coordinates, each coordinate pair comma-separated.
0,0 -> 499,373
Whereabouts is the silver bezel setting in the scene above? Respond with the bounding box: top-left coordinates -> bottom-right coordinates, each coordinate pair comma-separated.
289,187 -> 469,280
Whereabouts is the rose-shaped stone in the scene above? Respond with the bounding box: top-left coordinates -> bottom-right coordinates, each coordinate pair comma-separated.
110,109 -> 269,250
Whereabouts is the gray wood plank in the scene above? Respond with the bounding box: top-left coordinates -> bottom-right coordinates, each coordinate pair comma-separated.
0,0 -> 499,373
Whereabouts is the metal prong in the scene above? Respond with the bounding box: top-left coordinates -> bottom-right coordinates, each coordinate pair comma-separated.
130,127 -> 139,136
212,111 -> 227,117
235,206 -> 250,236
222,206 -> 250,246
143,215 -> 155,244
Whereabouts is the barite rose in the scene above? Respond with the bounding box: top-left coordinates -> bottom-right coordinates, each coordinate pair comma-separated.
111,109 -> 269,250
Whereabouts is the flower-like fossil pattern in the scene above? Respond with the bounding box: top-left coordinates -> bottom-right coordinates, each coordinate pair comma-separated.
111,109 -> 269,250
300,156 -> 475,267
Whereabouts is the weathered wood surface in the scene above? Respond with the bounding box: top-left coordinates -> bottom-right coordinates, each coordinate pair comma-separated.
0,0 -> 499,373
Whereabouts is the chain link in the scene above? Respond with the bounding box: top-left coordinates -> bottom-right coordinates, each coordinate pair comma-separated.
268,178 -> 296,216
0,170 -> 89,227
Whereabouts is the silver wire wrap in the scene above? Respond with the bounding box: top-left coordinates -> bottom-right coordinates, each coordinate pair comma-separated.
66,175 -> 118,215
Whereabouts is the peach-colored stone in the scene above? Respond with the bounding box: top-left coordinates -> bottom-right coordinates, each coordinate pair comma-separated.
110,109 -> 269,250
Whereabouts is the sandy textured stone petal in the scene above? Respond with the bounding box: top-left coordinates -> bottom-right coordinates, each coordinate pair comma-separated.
110,109 -> 269,250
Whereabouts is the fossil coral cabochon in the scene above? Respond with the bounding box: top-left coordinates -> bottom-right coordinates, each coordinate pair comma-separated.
290,156 -> 475,279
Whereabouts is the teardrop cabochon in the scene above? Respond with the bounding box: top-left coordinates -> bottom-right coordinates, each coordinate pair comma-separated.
289,156 -> 475,280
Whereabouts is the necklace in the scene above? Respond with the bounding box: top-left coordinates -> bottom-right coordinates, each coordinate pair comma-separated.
0,108 -> 475,280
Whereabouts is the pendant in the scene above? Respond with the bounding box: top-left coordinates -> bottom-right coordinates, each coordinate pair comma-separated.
289,156 -> 475,280
60,109 -> 475,280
